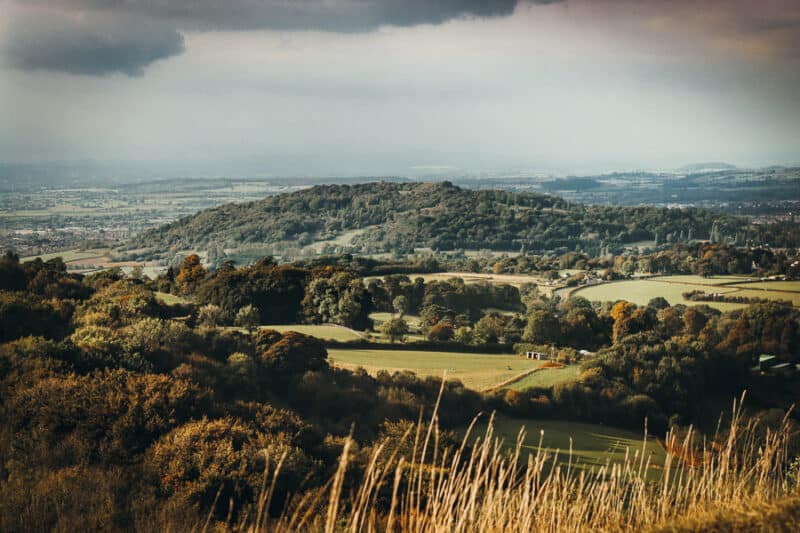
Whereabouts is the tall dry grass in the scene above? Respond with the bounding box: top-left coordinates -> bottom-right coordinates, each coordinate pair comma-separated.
237,392 -> 798,532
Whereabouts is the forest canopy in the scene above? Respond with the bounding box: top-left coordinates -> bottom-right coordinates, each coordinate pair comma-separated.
128,182 -> 766,260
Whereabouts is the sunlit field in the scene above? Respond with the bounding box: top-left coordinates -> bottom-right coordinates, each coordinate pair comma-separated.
506,365 -> 581,390
573,275 -> 800,310
261,325 -> 365,342
329,348 -> 542,390
464,414 -> 667,473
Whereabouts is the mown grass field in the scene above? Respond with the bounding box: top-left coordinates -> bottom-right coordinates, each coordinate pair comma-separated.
369,312 -> 423,329
649,274 -> 752,285
328,348 -> 543,390
366,272 -> 544,288
21,248 -> 109,263
506,365 -> 582,390
261,325 -> 365,342
464,414 -> 667,474
728,288 -> 800,305
574,279 -> 742,310
729,280 -> 800,291
573,275 -> 799,310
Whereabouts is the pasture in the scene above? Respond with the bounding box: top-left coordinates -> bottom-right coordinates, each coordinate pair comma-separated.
574,279 -> 741,310
506,365 -> 582,390
369,312 -> 423,329
727,288 -> 800,306
366,272 -> 544,288
728,280 -> 800,291
649,274 -> 753,285
328,348 -> 543,391
261,325 -> 365,342
464,415 -> 667,474
572,275 -> 800,310
21,248 -> 109,263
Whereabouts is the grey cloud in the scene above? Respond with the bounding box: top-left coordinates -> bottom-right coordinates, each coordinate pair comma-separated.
161,0 -> 543,32
23,1 -> 533,32
4,0 -> 551,76
3,10 -> 184,76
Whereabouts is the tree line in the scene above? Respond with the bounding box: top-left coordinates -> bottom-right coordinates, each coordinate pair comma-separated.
127,181 -> 774,261
1,250 -> 798,529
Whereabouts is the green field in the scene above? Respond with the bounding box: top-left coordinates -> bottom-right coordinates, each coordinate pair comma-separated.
261,325 -> 365,342
21,248 -> 109,263
574,275 -> 799,310
328,348 -> 542,390
369,312 -> 423,329
726,288 -> 800,306
154,292 -> 191,305
506,365 -> 582,390
573,279 -> 743,310
464,415 -> 667,475
728,280 -> 800,291
366,272 -> 543,288
650,274 -> 753,285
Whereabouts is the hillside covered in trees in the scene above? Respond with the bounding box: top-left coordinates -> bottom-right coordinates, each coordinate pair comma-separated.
1,250 -> 799,530
127,182 -> 757,261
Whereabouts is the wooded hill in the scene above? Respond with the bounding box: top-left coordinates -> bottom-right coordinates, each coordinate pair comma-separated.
129,181 -> 747,259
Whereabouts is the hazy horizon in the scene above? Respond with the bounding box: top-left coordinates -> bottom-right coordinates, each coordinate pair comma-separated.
2,1 -> 800,176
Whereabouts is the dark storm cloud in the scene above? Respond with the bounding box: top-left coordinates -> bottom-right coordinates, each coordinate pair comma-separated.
118,0 -> 517,31
3,0 -> 551,76
3,9 -> 184,76
20,0 -> 535,32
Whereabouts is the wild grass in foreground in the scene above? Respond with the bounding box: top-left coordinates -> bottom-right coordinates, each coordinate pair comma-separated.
223,392 -> 798,533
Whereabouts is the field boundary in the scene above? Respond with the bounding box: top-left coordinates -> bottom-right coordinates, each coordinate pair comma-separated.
483,366 -> 546,393
319,323 -> 370,340
324,339 -> 514,353
570,275 -> 800,309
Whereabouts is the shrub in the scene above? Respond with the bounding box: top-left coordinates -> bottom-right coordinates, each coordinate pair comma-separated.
146,418 -> 318,518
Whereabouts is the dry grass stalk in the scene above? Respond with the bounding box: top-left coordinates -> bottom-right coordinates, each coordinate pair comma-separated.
243,392 -> 797,533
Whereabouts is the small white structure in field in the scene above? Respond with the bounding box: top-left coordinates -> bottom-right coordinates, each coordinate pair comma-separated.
525,351 -> 547,360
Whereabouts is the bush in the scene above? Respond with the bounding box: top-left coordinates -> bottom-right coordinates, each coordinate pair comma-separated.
146,418 -> 318,518
0,466 -> 131,533
4,369 -> 208,471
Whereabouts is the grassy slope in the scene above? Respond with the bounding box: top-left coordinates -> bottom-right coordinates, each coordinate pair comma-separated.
731,288 -> 800,305
464,414 -> 667,474
261,325 -> 364,342
574,279 -> 744,311
506,365 -> 582,390
328,348 -> 541,390
21,248 -> 109,263
730,280 -> 800,291
575,275 -> 799,310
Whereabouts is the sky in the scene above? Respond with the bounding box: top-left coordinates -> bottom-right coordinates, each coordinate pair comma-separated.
1,0 -> 799,176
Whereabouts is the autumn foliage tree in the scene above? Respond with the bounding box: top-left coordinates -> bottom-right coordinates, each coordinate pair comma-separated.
175,254 -> 205,295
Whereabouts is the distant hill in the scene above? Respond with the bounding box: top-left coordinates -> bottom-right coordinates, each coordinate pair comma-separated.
540,177 -> 602,191
127,181 -> 744,261
678,162 -> 738,173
